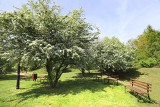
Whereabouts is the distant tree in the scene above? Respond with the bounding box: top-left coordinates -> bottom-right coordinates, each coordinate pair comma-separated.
0,8 -> 35,88
95,37 -> 135,72
0,58 -> 13,77
144,26 -> 160,64
130,25 -> 160,67
77,43 -> 98,76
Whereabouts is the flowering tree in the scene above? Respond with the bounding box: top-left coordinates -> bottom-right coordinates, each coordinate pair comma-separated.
0,0 -> 98,88
95,37 -> 135,72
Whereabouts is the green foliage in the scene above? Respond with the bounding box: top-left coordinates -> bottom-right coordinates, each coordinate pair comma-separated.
130,25 -> 160,67
140,58 -> 158,68
76,44 -> 98,75
0,0 -> 98,87
95,37 -> 135,72
0,58 -> 13,77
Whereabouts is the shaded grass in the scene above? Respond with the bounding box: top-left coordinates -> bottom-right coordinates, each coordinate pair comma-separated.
115,68 -> 144,81
0,68 -> 159,107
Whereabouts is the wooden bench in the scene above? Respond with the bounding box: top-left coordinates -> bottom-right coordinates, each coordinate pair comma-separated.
124,79 -> 151,101
38,75 -> 48,82
21,73 -> 31,80
103,75 -> 119,85
95,74 -> 103,81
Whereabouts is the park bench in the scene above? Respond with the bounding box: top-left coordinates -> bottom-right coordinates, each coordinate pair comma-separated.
124,79 -> 151,101
21,73 -> 31,80
95,73 -> 103,81
103,75 -> 119,85
95,73 -> 107,80
92,73 -> 101,81
38,75 -> 48,82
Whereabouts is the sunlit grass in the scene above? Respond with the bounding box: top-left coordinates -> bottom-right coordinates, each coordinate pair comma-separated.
31,67 -> 47,74
0,68 -> 159,107
137,68 -> 160,101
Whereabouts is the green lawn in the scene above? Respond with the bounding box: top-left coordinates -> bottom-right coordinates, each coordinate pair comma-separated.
0,68 -> 159,107
136,68 -> 160,102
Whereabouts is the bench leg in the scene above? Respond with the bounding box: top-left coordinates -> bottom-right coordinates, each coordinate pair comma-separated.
136,93 -> 142,102
148,94 -> 150,100
135,93 -> 139,102
137,96 -> 140,102
112,80 -> 114,85
103,79 -> 106,83
124,86 -> 126,93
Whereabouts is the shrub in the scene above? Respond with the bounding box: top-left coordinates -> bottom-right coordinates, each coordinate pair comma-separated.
140,58 -> 158,67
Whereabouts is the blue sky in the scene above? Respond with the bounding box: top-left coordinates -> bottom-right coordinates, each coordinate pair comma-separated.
1,0 -> 160,43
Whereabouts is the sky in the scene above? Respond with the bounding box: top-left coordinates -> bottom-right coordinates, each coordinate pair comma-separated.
0,0 -> 160,43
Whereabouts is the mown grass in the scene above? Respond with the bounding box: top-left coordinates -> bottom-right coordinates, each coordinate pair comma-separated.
136,68 -> 160,102
31,67 -> 47,74
0,68 -> 159,107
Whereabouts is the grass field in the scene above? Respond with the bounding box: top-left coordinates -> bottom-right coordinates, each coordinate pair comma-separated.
135,68 -> 160,102
0,68 -> 159,107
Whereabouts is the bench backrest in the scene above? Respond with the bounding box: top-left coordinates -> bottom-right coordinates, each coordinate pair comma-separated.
23,73 -> 31,77
39,75 -> 47,78
131,79 -> 151,93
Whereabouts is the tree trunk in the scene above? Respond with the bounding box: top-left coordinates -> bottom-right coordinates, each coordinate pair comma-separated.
46,59 -> 54,88
16,62 -> 20,89
53,69 -> 63,88
46,58 -> 64,88
52,60 -> 64,88
53,77 -> 59,88
81,68 -> 85,77
88,70 -> 90,74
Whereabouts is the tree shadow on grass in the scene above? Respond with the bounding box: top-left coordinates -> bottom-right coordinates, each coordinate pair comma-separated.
129,91 -> 156,104
0,74 -> 17,80
72,68 -> 148,82
118,68 -> 147,81
17,78 -> 112,104
72,72 -> 101,79
0,73 -> 33,81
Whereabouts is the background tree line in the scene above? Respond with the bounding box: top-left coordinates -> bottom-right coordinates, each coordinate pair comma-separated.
129,25 -> 160,68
